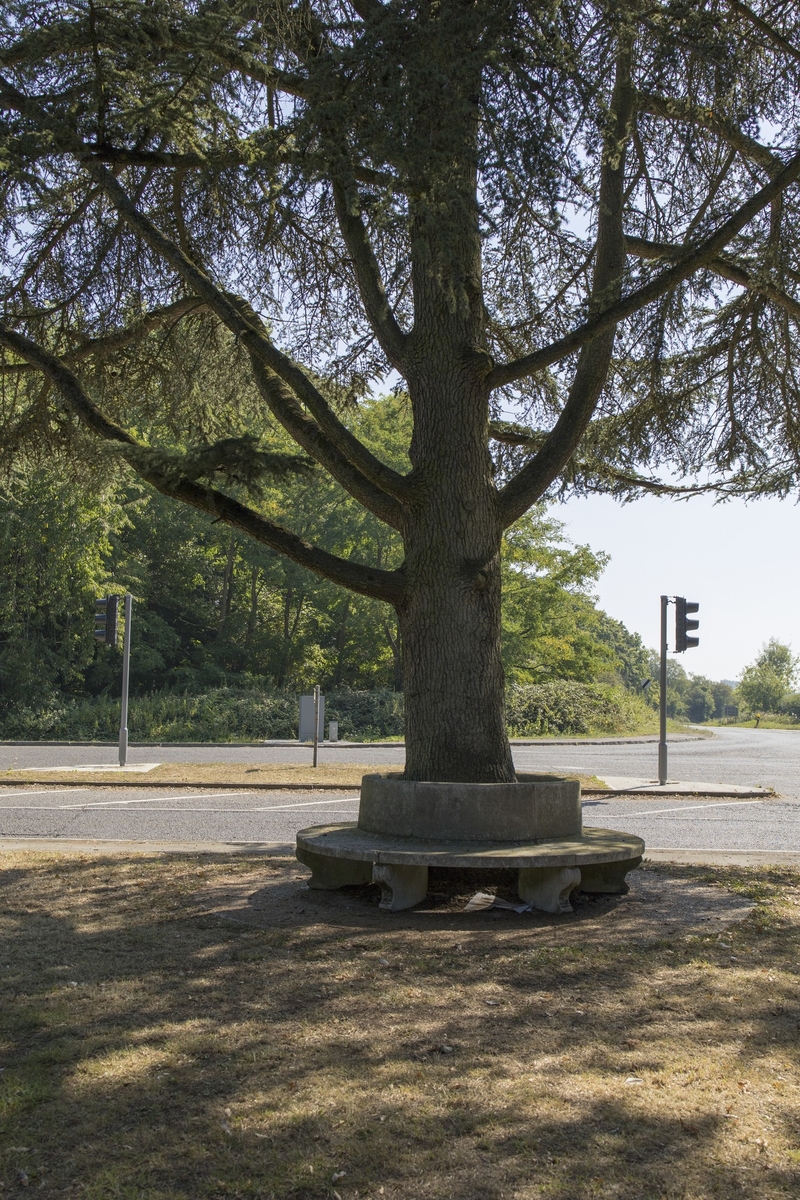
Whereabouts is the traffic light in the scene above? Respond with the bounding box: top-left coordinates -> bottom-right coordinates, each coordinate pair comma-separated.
94,595 -> 119,645
675,597 -> 699,652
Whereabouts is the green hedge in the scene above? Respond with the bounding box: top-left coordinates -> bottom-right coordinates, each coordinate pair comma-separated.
0,681 -> 653,742
506,682 -> 656,737
0,687 -> 405,742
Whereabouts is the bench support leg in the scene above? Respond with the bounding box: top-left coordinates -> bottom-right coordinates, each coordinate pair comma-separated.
296,847 -> 373,890
373,863 -> 428,911
518,865 -> 581,914
579,856 -> 642,895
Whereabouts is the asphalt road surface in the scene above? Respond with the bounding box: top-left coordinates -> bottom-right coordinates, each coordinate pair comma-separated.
0,784 -> 797,853
1,725 -> 797,791
0,728 -> 798,852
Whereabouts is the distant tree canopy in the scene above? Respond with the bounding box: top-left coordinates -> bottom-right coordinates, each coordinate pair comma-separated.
2,1 -> 800,779
737,638 -> 799,713
0,400 -> 649,712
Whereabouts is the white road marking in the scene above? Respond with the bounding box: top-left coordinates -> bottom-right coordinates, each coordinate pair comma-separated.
58,790 -> 258,809
56,793 -> 361,811
646,846 -> 800,854
609,799 -> 769,818
0,806 -> 360,814
254,797 -> 359,811
0,794 -> 360,813
0,788 -> 91,798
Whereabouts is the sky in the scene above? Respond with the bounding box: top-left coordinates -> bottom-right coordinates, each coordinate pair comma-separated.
554,490 -> 800,683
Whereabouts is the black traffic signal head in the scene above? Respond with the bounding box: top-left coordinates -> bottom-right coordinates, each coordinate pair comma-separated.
675,596 -> 699,652
94,595 -> 119,645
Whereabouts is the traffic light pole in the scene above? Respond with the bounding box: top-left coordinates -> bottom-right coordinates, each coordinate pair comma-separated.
659,595 -> 669,786
119,593 -> 132,767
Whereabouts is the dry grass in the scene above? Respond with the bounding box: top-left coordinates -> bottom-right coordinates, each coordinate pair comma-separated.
0,764 -> 607,791
1,854 -> 799,1199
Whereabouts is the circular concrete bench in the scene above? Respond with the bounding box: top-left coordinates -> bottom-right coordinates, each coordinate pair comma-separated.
295,773 -> 644,913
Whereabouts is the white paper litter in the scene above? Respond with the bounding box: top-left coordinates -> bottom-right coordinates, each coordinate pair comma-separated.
463,891 -> 533,914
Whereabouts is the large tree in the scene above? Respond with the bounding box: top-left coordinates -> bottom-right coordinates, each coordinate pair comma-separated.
1,1 -> 800,781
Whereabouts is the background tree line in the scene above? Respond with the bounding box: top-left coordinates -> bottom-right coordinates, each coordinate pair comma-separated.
2,388 -> 795,739
0,394 -> 667,738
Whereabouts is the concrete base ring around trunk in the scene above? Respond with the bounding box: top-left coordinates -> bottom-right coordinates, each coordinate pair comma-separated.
295,823 -> 645,913
358,771 -> 582,842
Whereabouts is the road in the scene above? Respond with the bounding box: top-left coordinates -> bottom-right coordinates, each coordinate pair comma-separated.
0,725 -> 796,792
0,728 -> 798,853
0,784 -> 796,854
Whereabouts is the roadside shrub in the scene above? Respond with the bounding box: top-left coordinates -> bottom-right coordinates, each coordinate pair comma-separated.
506,681 -> 655,737
0,681 -> 655,742
778,693 -> 800,721
0,688 -> 297,742
324,690 -> 404,740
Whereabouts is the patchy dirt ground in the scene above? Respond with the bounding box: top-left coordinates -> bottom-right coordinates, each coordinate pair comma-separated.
1,853 -> 798,1199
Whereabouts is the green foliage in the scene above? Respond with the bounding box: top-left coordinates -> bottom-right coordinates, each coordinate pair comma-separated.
0,681 -> 652,742
501,508 -> 649,687
0,397 -> 660,714
0,687 -> 296,742
642,658 -> 736,723
779,693 -> 800,721
0,466 -> 124,711
683,677 -> 716,724
506,683 -> 656,738
737,639 -> 799,714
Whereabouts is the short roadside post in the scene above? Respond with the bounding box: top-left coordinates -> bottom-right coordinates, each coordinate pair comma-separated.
312,684 -> 320,769
118,593 -> 133,767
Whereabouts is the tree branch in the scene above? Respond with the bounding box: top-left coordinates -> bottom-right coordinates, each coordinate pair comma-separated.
637,92 -> 782,175
76,145 -> 398,189
346,0 -> 386,22
727,1 -> 800,66
0,298 -> 208,374
488,145 -> 800,390
498,40 -> 635,525
489,420 -> 730,498
625,235 -> 800,323
0,16 -> 309,98
83,162 -> 413,519
0,76 -> 412,522
332,179 -> 408,370
0,321 -> 405,604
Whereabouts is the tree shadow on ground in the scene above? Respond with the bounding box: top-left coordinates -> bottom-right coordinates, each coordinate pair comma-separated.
0,853 -> 798,1199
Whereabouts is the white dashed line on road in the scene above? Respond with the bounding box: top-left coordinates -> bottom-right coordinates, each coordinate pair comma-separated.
618,799 -> 770,818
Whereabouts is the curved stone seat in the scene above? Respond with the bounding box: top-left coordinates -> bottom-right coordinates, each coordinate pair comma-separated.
296,822 -> 644,914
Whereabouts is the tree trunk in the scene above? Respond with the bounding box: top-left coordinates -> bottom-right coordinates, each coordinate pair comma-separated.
331,597 -> 350,688
383,618 -> 403,692
398,369 -> 515,784
218,531 -> 236,630
244,566 -> 260,649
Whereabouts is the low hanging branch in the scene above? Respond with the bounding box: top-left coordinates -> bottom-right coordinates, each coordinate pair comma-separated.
0,320 -> 406,605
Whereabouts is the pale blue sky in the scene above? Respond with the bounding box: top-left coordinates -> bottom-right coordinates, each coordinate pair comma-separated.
556,491 -> 800,682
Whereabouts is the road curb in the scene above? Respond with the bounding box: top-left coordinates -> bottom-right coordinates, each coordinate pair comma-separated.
0,780 -> 773,798
0,779 -> 360,790
0,734 -> 704,749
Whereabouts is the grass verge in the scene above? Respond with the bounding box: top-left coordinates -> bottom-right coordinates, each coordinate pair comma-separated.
706,719 -> 800,732
0,854 -> 798,1198
0,764 -> 608,791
